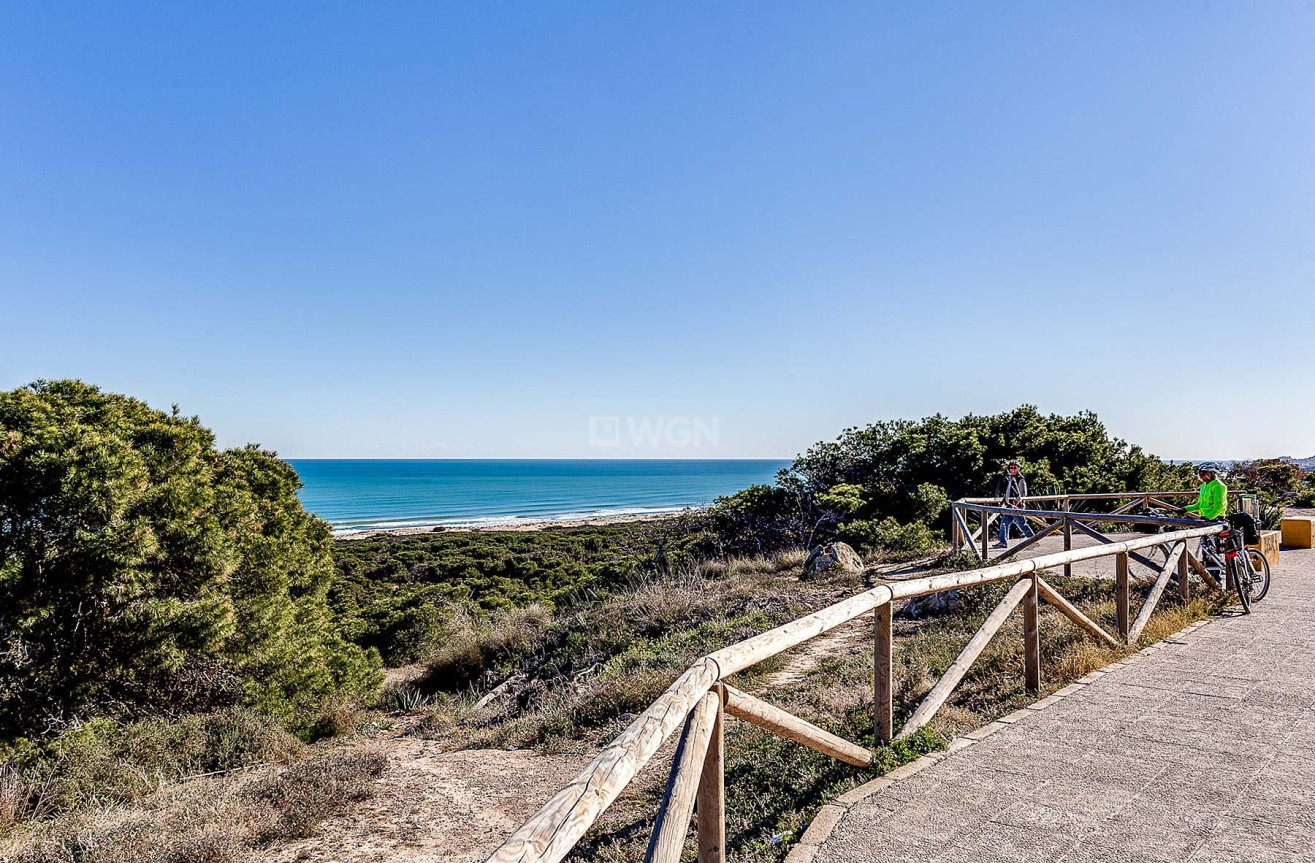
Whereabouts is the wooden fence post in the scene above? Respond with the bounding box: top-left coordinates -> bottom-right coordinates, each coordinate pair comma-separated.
1062,497 -> 1073,578
1178,547 -> 1189,603
646,694 -> 720,863
1024,574 -> 1041,692
1116,552 -> 1130,642
951,508 -> 962,553
696,686 -> 725,863
874,602 -> 893,745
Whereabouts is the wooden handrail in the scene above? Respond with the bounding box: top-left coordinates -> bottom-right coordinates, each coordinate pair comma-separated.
948,492 -> 1256,564
487,521 -> 1223,863
957,490 -> 1246,503
490,659 -> 722,863
954,503 -> 1204,527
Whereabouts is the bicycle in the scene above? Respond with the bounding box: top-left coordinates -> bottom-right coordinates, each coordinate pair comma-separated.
1197,521 -> 1271,611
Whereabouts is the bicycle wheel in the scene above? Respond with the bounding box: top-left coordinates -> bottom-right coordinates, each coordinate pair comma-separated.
1245,549 -> 1271,602
1232,558 -> 1252,613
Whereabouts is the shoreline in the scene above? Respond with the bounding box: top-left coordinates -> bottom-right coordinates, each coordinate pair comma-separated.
332,510 -> 685,541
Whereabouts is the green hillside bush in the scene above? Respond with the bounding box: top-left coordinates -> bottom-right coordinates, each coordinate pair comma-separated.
0,380 -> 381,740
708,406 -> 1195,555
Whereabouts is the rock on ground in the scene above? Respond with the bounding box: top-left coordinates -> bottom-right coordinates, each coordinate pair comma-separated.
805,542 -> 865,577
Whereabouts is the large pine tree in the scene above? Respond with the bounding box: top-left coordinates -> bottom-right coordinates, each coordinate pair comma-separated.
0,380 -> 380,738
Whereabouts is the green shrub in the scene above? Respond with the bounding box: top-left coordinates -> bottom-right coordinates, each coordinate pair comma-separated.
327,526 -> 637,666
840,517 -> 936,554
707,406 -> 1196,557
0,380 -> 381,738
1226,459 -> 1306,505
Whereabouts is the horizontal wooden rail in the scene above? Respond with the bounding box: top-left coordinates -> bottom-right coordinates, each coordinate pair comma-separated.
949,493 -> 1252,566
958,490 -> 1245,504
955,503 -> 1205,527
488,520 -> 1224,863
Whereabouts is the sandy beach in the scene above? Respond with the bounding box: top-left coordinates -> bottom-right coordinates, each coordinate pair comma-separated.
332,510 -> 684,541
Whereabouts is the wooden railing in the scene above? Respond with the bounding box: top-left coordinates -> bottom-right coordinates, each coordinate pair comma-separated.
951,489 -> 1256,570
487,518 -> 1225,863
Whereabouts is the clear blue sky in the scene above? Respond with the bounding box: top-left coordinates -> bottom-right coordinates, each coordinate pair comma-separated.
2,2 -> 1312,460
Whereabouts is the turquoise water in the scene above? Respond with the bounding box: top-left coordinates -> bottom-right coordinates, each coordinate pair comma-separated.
288,459 -> 790,533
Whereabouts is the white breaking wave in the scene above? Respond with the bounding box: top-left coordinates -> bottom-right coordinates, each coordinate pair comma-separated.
330,504 -> 701,535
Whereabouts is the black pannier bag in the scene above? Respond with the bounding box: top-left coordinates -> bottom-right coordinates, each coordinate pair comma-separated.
1227,512 -> 1261,545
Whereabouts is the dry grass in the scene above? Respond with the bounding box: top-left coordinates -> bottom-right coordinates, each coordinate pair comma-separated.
0,764 -> 31,832
421,602 -> 555,692
1,709 -> 304,827
2,749 -> 386,863
411,553 -> 813,753
246,750 -> 388,840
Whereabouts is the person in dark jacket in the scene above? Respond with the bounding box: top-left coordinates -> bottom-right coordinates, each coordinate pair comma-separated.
993,460 -> 1034,548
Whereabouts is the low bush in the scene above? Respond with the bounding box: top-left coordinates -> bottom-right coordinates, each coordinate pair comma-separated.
2,708 -> 301,823
406,557 -> 809,751
246,749 -> 386,840
839,517 -> 937,555
3,750 -> 384,863
419,603 -> 553,692
0,763 -> 30,831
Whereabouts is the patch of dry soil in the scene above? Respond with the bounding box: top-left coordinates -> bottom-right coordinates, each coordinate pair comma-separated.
259,740 -> 587,863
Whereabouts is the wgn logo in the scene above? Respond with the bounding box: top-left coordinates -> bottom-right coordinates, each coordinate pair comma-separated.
588,416 -> 720,449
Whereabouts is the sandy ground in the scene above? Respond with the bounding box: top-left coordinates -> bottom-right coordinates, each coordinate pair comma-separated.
260,741 -> 589,863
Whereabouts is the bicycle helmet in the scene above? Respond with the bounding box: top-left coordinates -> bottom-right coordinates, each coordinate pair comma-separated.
1195,462 -> 1220,474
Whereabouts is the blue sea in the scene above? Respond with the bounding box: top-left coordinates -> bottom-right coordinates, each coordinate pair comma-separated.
288,459 -> 790,534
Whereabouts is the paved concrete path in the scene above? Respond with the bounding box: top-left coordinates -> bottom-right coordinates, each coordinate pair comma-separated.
809,547 -> 1315,863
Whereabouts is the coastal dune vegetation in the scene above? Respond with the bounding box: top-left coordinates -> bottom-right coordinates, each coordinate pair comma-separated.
2,379 -> 1311,861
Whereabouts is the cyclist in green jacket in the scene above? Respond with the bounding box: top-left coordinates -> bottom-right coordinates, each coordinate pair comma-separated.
1184,463 -> 1228,520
